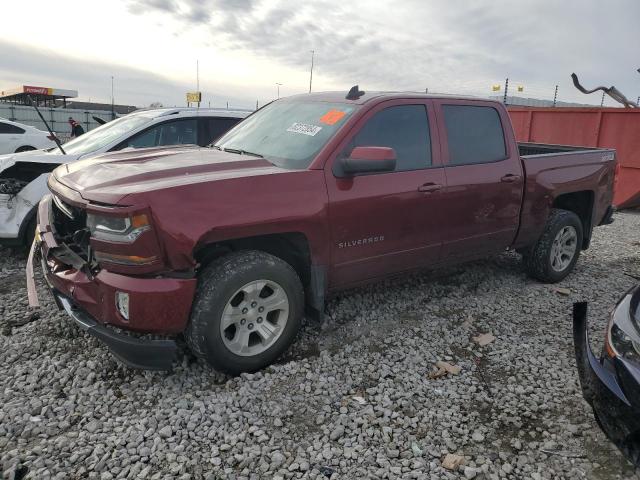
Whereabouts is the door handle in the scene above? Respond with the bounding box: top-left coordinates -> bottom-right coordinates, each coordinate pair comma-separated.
500,174 -> 521,183
418,183 -> 442,193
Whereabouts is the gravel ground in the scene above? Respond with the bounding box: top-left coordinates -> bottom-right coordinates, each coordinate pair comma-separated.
1,211 -> 639,480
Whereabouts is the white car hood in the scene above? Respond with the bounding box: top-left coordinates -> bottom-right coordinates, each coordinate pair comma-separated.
0,150 -> 81,174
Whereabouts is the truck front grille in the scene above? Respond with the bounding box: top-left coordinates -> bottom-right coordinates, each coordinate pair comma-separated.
51,194 -> 91,261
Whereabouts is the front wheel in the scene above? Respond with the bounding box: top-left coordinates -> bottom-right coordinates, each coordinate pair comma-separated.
523,208 -> 583,283
185,250 -> 304,374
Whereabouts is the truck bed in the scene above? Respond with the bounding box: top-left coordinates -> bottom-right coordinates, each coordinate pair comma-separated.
514,142 -> 616,250
518,142 -> 603,157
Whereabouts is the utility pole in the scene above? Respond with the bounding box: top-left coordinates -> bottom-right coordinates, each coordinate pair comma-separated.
553,85 -> 558,107
309,50 -> 314,93
601,91 -> 605,107
256,99 -> 259,110
110,76 -> 115,120
503,78 -> 509,104
276,82 -> 283,99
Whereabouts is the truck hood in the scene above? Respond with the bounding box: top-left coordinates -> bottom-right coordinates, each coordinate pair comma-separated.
53,146 -> 288,202
0,149 -> 78,173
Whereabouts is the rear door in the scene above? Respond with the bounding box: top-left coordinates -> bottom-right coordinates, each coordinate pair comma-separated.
325,99 -> 446,288
433,100 -> 523,261
0,121 -> 25,154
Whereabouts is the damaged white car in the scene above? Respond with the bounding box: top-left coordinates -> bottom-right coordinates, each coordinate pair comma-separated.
0,107 -> 248,246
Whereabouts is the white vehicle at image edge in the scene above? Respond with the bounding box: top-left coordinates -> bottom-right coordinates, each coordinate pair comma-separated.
0,107 -> 249,246
0,118 -> 57,154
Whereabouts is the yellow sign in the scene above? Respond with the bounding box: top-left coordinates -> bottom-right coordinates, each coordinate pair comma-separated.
492,84 -> 501,92
517,85 -> 524,92
186,92 -> 202,103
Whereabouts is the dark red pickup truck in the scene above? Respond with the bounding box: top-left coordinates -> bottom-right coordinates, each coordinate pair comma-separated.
28,87 -> 617,373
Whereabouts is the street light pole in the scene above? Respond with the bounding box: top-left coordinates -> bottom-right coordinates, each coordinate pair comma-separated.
309,50 -> 314,93
111,76 -> 115,120
276,82 -> 283,99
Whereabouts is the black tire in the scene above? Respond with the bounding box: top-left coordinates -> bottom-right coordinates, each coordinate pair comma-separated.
185,250 -> 304,374
24,216 -> 37,250
523,208 -> 583,283
15,146 -> 36,153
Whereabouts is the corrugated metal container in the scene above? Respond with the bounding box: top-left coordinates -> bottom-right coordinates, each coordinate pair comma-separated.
508,107 -> 640,208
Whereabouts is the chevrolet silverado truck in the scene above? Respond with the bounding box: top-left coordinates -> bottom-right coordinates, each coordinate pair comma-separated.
28,87 -> 617,374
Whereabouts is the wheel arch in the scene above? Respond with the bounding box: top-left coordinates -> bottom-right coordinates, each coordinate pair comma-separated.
14,145 -> 36,153
193,232 -> 326,313
552,190 -> 594,249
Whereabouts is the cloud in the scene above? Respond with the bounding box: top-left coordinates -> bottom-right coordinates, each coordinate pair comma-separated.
126,0 -> 640,104
0,39 -> 256,109
128,0 -> 178,14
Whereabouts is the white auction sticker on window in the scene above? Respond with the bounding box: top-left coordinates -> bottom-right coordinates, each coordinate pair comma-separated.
286,122 -> 322,136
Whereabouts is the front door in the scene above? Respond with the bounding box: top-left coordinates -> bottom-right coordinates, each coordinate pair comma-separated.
325,100 -> 446,288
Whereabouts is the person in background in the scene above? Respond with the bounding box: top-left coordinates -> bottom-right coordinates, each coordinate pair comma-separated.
68,117 -> 85,138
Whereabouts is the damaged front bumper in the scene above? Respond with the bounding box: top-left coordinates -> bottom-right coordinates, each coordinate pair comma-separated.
27,194 -> 197,371
573,300 -> 640,466
53,290 -> 177,370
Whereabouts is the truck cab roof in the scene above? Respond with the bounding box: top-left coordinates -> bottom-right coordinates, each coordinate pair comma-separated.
288,90 -> 492,105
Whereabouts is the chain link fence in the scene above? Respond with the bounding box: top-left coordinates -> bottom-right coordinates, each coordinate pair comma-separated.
0,104 -> 115,142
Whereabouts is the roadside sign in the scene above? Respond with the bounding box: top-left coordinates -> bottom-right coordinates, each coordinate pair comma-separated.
186,92 -> 202,103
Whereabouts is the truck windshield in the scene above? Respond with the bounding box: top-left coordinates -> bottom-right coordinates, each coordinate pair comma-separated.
214,100 -> 357,169
55,114 -> 153,156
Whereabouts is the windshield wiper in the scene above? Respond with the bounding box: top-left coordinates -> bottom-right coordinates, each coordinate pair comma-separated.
221,147 -> 263,158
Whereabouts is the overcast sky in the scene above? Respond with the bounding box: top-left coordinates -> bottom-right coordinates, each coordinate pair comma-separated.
1,0 -> 638,109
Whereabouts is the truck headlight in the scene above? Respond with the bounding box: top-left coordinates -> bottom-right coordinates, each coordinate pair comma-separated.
605,293 -> 640,361
87,212 -> 150,243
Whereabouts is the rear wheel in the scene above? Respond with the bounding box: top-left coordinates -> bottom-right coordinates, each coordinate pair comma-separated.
15,146 -> 36,153
185,250 -> 304,374
523,208 -> 583,283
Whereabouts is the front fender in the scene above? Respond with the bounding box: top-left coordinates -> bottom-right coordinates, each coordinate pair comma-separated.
0,173 -> 49,241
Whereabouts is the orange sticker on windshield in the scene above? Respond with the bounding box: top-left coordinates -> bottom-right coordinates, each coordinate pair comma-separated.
320,109 -> 346,125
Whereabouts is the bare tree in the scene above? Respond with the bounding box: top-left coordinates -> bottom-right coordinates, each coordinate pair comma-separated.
149,102 -> 164,108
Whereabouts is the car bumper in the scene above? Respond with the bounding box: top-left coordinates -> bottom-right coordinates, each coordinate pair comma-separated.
573,301 -> 640,465
52,289 -> 177,370
28,194 -> 197,370
0,194 -> 23,242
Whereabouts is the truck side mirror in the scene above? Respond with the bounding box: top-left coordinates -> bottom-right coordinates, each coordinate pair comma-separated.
340,146 -> 397,176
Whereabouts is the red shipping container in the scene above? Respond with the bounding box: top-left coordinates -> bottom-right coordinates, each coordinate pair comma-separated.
508,107 -> 640,208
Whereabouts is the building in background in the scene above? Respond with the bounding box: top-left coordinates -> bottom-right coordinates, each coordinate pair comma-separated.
0,84 -> 138,139
0,85 -> 78,107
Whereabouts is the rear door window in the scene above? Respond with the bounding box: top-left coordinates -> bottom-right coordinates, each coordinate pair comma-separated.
0,122 -> 25,134
120,119 -> 198,149
349,104 -> 432,171
202,117 -> 242,146
443,105 -> 506,165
